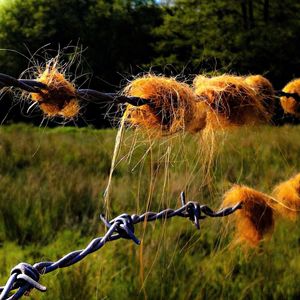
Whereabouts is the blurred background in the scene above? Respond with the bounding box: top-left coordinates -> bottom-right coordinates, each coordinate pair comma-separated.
0,0 -> 300,127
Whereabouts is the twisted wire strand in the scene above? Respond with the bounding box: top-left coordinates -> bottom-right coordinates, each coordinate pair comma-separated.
0,71 -> 294,298
0,193 -> 241,300
1,73 -> 300,107
0,73 -> 149,107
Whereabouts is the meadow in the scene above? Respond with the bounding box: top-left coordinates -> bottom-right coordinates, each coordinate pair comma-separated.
0,124 -> 299,300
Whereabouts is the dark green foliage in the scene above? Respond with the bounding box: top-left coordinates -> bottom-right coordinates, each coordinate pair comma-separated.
1,0 -> 300,126
1,0 -> 300,86
0,0 -> 162,85
154,0 -> 300,86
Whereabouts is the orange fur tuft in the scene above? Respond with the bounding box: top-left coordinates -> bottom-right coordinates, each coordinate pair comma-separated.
193,74 -> 271,128
31,65 -> 79,118
222,185 -> 274,247
272,173 -> 300,220
123,75 -> 207,134
280,78 -> 300,116
244,75 -> 275,117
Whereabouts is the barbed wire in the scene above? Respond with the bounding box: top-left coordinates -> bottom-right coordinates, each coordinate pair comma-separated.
0,73 -> 150,107
0,71 -> 296,299
0,192 -> 241,300
1,73 -> 300,106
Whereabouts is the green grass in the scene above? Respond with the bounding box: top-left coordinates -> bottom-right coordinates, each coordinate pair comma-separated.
0,124 -> 299,299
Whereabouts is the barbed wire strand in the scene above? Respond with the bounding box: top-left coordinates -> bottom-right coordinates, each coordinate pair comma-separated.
0,192 -> 241,300
0,73 -> 150,107
0,72 -> 291,299
1,73 -> 300,106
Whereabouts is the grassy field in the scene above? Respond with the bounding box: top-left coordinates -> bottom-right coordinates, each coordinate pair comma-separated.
0,124 -> 299,300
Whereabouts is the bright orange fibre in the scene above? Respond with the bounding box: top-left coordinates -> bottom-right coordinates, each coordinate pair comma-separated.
272,173 -> 300,220
31,65 -> 79,118
124,75 -> 207,134
194,74 -> 271,128
280,78 -> 300,116
222,185 -> 274,247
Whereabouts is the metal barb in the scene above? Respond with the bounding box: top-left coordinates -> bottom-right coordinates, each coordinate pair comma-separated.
180,191 -> 186,206
0,193 -> 241,300
186,202 -> 204,229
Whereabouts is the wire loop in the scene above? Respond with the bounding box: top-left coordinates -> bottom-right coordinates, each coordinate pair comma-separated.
0,263 -> 46,300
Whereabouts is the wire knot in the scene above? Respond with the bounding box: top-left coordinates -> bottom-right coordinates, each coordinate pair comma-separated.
186,202 -> 206,229
11,263 -> 46,293
0,263 -> 46,300
180,192 -> 205,229
101,214 -> 141,245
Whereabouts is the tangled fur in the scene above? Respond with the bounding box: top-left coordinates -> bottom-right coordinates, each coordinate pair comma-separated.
124,75 -> 207,134
280,78 -> 300,116
244,75 -> 275,117
193,74 -> 271,128
272,173 -> 300,220
31,64 -> 79,118
222,185 -> 274,247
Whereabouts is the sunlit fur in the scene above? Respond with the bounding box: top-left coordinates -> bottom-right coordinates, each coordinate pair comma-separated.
31,63 -> 79,118
280,78 -> 300,116
222,185 -> 274,247
244,75 -> 275,118
272,173 -> 300,220
193,74 -> 272,129
123,75 -> 207,134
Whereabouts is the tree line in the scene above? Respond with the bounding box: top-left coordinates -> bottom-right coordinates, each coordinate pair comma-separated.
0,0 -> 299,126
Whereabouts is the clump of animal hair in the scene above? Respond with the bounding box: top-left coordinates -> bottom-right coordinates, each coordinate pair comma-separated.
280,78 -> 300,116
244,75 -> 275,117
272,173 -> 300,220
123,75 -> 207,134
222,185 -> 274,247
30,63 -> 79,118
193,74 -> 271,128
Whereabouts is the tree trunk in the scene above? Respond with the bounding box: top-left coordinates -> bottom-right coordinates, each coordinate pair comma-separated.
241,0 -> 248,29
248,0 -> 254,28
263,0 -> 269,23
